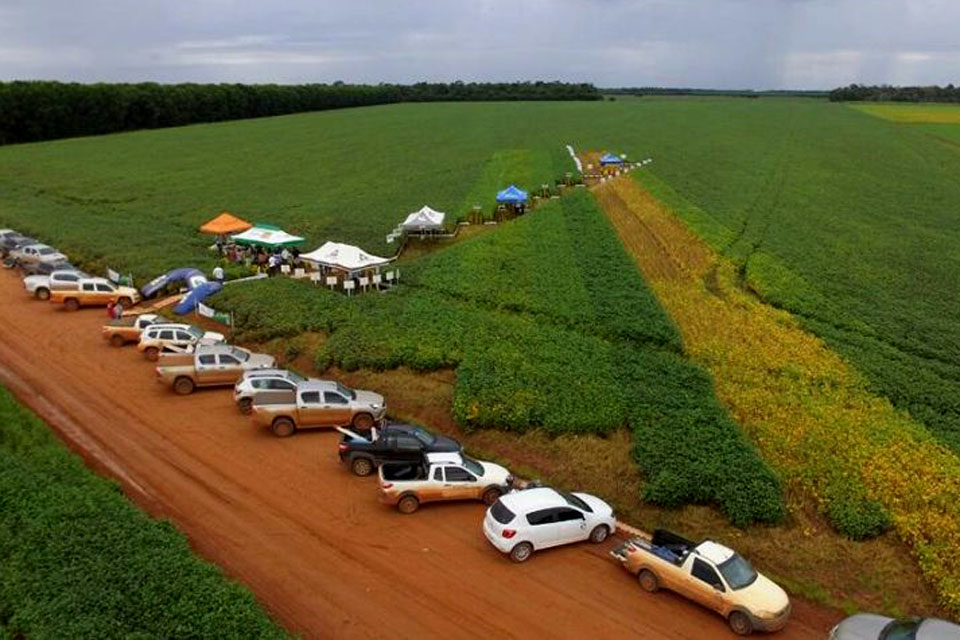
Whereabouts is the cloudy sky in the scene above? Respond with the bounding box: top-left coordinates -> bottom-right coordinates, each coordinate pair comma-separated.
0,0 -> 956,89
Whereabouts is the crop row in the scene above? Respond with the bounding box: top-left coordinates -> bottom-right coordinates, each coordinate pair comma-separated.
600,175 -> 960,615
0,386 -> 287,638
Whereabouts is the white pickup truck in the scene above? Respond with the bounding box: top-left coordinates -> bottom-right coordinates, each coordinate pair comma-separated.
378,452 -> 514,514
610,529 -> 791,635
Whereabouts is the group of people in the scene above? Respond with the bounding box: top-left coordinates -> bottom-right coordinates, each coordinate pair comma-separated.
214,238 -> 302,277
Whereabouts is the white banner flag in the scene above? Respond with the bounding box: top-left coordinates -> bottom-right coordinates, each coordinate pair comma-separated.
197,302 -> 216,318
106,268 -> 120,283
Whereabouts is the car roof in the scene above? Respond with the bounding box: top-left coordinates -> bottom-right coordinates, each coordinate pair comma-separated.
919,618 -> 960,637
498,487 -> 566,512
425,452 -> 463,465
23,243 -> 54,250
298,379 -> 342,392
695,541 -> 735,565
195,344 -> 242,355
147,322 -> 192,330
81,276 -> 112,284
243,368 -> 293,378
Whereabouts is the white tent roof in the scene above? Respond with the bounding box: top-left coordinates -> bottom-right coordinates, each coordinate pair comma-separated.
401,206 -> 446,230
300,241 -> 390,272
230,226 -> 304,247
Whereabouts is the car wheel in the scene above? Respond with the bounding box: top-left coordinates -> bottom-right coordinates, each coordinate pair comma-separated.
271,418 -> 296,438
109,334 -> 125,348
589,524 -> 610,543
638,569 -> 659,593
64,298 -> 79,312
509,542 -> 533,563
352,413 -> 374,430
728,611 -> 753,636
173,376 -> 195,395
237,397 -> 253,415
482,487 -> 503,505
351,457 -> 374,477
144,347 -> 160,361
35,287 -> 50,301
118,296 -> 132,308
397,495 -> 419,514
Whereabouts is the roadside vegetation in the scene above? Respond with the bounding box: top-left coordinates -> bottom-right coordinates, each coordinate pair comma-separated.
0,386 -> 287,638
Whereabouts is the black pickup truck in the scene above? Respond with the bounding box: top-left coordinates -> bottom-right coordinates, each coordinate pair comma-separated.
338,423 -> 461,476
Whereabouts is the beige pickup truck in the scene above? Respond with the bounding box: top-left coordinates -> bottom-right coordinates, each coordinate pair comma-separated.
49,277 -> 139,311
102,314 -> 160,347
378,452 -> 513,514
155,344 -> 275,395
250,379 -> 386,437
610,530 -> 791,635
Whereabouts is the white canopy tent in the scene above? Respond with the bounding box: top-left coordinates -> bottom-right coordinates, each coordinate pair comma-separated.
300,241 -> 391,277
401,206 -> 446,233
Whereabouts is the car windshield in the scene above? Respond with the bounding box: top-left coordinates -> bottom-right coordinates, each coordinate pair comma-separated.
461,456 -> 484,476
410,427 -> 436,446
230,347 -> 249,362
880,619 -> 921,640
559,490 -> 592,513
187,326 -> 204,339
717,554 -> 758,590
38,247 -> 57,255
336,382 -> 356,400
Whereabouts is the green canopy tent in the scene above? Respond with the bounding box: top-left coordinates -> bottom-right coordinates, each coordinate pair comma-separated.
230,223 -> 305,248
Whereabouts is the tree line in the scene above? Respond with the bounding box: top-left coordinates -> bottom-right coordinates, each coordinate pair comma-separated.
0,80 -> 601,145
829,84 -> 960,102
602,87 -> 827,99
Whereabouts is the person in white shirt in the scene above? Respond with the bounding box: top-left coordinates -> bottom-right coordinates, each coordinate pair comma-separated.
212,265 -> 224,282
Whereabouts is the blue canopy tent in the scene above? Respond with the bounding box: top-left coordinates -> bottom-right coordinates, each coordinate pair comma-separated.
600,153 -> 624,166
496,185 -> 529,204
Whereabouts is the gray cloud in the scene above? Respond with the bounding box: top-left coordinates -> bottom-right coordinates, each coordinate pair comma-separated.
0,0 -> 957,88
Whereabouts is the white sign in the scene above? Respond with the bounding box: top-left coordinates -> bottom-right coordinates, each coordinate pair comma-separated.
197,302 -> 216,318
343,280 -> 355,290
106,268 -> 120,283
359,277 -> 369,287
326,276 -> 337,286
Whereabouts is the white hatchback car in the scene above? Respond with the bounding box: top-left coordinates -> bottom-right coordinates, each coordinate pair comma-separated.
483,486 -> 616,562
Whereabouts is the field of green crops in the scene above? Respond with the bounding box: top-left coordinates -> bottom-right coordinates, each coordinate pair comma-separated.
0,386 -> 286,638
4,96 -> 960,523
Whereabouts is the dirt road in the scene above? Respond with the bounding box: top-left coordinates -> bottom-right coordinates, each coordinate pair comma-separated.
0,271 -> 838,639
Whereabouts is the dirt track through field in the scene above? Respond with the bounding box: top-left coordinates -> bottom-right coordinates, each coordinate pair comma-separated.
0,271 -> 837,639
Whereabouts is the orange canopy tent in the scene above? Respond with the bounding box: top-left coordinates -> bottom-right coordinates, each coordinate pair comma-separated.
199,212 -> 252,235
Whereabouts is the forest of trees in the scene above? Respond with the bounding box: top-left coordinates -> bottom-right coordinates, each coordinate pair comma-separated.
829,84 -> 960,102
603,87 -> 828,98
0,80 -> 601,145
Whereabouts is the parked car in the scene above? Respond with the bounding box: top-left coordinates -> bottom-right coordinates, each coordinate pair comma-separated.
0,231 -> 35,257
483,486 -> 616,563
379,452 -> 513,513
21,260 -> 75,277
338,422 -> 461,476
101,313 -> 161,347
154,344 -> 275,394
250,379 -> 386,437
830,614 -> 960,640
137,323 -> 226,360
49,277 -> 139,311
23,268 -> 87,300
10,243 -> 67,267
610,530 -> 790,635
233,368 -> 307,414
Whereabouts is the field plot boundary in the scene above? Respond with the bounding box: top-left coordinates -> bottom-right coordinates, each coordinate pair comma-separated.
593,175 -> 960,617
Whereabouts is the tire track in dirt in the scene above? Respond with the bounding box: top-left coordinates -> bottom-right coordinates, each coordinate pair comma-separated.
0,271 -> 838,638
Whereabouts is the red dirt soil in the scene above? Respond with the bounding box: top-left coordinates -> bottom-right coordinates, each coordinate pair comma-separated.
0,271 -> 839,639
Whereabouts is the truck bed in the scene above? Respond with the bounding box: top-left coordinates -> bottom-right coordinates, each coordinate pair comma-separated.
105,316 -> 138,328
380,462 -> 427,482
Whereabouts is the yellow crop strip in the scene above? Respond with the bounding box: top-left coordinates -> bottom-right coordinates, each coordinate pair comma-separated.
593,176 -> 960,614
851,103 -> 960,124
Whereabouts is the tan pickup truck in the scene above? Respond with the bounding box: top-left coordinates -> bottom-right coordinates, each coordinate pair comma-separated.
250,379 -> 386,437
378,452 -> 513,514
102,314 -> 160,347
610,530 -> 790,635
155,344 -> 275,395
49,277 -> 140,311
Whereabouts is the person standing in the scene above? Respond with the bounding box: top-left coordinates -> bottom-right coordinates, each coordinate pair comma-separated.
213,265 -> 224,283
